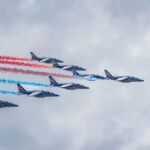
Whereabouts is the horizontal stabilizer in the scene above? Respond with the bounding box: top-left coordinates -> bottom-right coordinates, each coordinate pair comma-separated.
72,70 -> 80,75
51,60 -> 61,68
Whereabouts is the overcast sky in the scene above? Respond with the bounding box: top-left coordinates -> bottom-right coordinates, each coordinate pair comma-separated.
0,0 -> 149,150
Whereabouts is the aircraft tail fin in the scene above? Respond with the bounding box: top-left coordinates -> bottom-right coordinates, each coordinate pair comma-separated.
30,52 -> 40,61
17,84 -> 27,93
49,76 -> 58,85
51,60 -> 61,68
104,70 -> 113,78
72,70 -> 80,75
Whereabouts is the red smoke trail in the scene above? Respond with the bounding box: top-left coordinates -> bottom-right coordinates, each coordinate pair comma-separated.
0,60 -> 52,69
0,56 -> 31,61
0,66 -> 72,79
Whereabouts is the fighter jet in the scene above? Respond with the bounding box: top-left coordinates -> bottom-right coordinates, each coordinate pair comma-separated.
17,84 -> 59,98
0,101 -> 18,108
52,61 -> 86,72
104,70 -> 144,83
30,52 -> 63,64
72,70 -> 105,81
49,76 -> 89,90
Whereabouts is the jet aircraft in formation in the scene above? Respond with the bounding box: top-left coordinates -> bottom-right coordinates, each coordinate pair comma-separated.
31,52 -> 86,72
104,70 -> 144,83
31,52 -> 143,83
30,52 -> 63,64
0,101 -> 18,108
49,76 -> 89,90
30,52 -> 144,84
0,52 -> 144,109
72,70 -> 105,81
17,84 -> 59,98
51,61 -> 86,72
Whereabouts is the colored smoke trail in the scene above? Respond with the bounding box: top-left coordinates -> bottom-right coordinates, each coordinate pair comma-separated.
0,67 -> 73,79
0,56 -> 31,61
0,90 -> 17,95
0,79 -> 49,87
0,60 -> 52,69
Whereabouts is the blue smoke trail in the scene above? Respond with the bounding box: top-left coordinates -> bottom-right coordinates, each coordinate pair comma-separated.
0,79 -> 49,87
0,90 -> 17,95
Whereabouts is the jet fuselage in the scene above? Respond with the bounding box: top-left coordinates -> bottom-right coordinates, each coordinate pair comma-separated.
106,76 -> 144,83
73,74 -> 105,81
50,83 -> 89,90
0,101 -> 18,108
17,84 -> 59,98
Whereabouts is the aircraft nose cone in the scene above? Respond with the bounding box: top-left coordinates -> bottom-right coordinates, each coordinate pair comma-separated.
51,93 -> 60,97
79,67 -> 86,71
56,59 -> 64,63
71,67 -> 86,72
85,87 -> 90,89
11,104 -> 19,107
82,86 -> 90,89
134,77 -> 144,82
138,79 -> 144,82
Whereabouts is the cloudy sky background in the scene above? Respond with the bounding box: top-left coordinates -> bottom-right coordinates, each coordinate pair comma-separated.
0,0 -> 149,149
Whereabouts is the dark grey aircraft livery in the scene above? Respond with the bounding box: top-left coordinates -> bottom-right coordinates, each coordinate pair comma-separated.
72,70 -> 105,81
17,84 -> 59,98
0,101 -> 18,108
51,61 -> 86,72
49,76 -> 89,90
104,70 -> 144,83
30,52 -> 63,63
